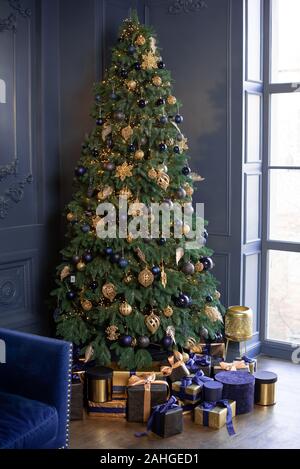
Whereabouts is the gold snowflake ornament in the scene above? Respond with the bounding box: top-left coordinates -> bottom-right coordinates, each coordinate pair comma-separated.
115,162 -> 134,181
141,51 -> 158,70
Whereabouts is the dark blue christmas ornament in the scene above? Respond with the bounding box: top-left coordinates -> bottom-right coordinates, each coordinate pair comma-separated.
95,94 -> 101,102
176,293 -> 190,308
176,133 -> 183,141
118,257 -> 129,269
175,114 -> 183,124
157,237 -> 167,245
96,117 -> 104,126
103,247 -> 113,256
160,115 -> 168,124
162,336 -> 173,350
176,187 -> 187,199
72,255 -> 80,265
138,99 -> 147,108
173,146 -> 180,154
151,265 -> 161,276
206,295 -> 213,303
110,92 -> 118,100
66,291 -> 76,300
137,336 -> 150,349
128,45 -> 136,54
203,229 -> 208,239
134,62 -> 141,70
81,224 -> 90,233
182,166 -> 191,175
157,61 -> 165,69
110,252 -> 121,264
156,97 -> 165,106
83,252 -> 93,263
75,166 -> 86,177
119,335 -> 132,347
159,143 -> 167,152
200,256 -> 214,271
91,148 -> 99,157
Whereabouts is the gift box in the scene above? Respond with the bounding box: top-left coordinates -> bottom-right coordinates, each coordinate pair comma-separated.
149,396 -> 183,438
172,371 -> 213,404
215,371 -> 255,414
177,399 -> 196,416
203,380 -> 223,402
235,355 -> 257,374
112,370 -> 163,394
86,366 -> 113,403
194,399 -> 236,435
190,343 -> 225,359
127,373 -> 169,423
87,399 -> 127,418
213,360 -> 250,376
71,374 -> 84,421
186,354 -> 211,377
160,351 -> 190,383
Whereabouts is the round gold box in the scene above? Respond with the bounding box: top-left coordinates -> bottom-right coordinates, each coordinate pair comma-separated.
254,371 -> 278,406
86,366 -> 113,403
225,306 -> 253,342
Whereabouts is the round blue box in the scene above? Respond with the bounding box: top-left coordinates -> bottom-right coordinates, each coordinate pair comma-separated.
203,381 -> 223,402
215,371 -> 255,414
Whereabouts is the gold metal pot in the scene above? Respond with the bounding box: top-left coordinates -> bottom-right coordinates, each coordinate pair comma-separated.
225,306 -> 253,342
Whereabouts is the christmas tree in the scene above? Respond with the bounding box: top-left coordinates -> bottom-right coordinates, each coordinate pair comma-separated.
52,13 -> 224,370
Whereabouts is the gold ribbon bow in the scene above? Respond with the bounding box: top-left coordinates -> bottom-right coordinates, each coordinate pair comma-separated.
128,372 -> 169,422
161,351 -> 184,377
219,360 -> 247,371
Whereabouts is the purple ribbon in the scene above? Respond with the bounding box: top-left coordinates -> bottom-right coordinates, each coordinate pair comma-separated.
241,355 -> 255,364
202,399 -> 235,436
135,395 -> 179,437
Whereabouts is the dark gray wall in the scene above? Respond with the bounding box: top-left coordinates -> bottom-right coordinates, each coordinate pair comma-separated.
1,0 -> 259,353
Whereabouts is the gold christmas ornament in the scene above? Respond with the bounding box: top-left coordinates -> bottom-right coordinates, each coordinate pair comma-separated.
167,95 -> 177,105
161,264 -> 167,288
97,185 -> 113,200
145,312 -> 160,334
156,172 -> 170,191
124,273 -> 133,284
135,34 -> 146,46
115,162 -> 134,181
185,336 -> 197,350
184,184 -> 194,196
126,80 -> 137,91
131,337 -> 137,348
81,299 -> 93,311
141,51 -> 158,70
119,187 -> 132,199
225,306 -> 253,342
163,306 -> 173,318
135,247 -> 147,263
148,168 -> 157,179
138,268 -> 154,287
102,283 -> 117,302
134,149 -> 144,160
121,125 -> 133,141
182,352 -> 190,363
60,265 -> 71,281
215,290 -> 221,300
66,212 -> 75,222
152,75 -> 162,86
195,261 -> 204,273
106,325 -> 120,341
119,301 -> 133,317
205,305 -> 223,323
76,261 -> 86,272
182,224 -> 191,235
149,36 -> 157,53
127,233 -> 134,243
178,136 -> 189,152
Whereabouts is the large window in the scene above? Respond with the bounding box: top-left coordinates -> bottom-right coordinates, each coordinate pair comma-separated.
264,0 -> 300,344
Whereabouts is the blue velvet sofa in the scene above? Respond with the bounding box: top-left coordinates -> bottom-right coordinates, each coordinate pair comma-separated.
0,328 -> 72,449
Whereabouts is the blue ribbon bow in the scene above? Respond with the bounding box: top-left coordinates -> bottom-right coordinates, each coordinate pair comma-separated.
202,399 -> 236,436
135,395 -> 179,437
188,354 -> 211,371
241,354 -> 255,364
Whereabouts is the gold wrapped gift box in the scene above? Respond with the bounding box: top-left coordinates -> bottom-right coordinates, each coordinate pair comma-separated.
172,379 -> 202,404
87,399 -> 127,418
112,370 -> 155,394
194,400 -> 236,430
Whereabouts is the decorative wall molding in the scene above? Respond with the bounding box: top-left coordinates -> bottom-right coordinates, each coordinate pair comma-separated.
0,174 -> 33,219
168,0 -> 208,15
0,0 -> 31,33
0,279 -> 16,305
0,158 -> 18,182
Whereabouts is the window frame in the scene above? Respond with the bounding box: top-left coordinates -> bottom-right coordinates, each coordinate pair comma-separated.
260,0 -> 300,356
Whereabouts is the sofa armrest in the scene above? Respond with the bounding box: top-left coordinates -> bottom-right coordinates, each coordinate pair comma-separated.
0,328 -> 72,448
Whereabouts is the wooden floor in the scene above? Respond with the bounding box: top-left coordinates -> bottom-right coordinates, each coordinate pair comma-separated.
70,356 -> 300,449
